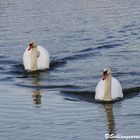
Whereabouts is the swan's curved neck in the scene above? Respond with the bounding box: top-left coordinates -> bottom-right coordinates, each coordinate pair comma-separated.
31,47 -> 37,70
103,74 -> 112,101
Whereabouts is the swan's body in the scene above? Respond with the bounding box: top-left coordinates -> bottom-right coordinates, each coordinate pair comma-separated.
95,68 -> 123,101
23,42 -> 50,71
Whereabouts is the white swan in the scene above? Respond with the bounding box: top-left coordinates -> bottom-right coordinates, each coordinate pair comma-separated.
95,68 -> 123,101
23,42 -> 50,71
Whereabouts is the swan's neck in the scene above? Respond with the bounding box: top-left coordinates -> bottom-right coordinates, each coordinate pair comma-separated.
103,74 -> 112,101
31,47 -> 37,70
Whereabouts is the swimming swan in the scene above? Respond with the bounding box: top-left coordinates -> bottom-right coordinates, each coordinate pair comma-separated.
23,42 -> 50,71
95,68 -> 123,101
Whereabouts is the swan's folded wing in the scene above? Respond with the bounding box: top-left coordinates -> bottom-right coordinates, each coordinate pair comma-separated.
23,48 -> 31,70
95,80 -> 105,100
37,46 -> 50,69
111,77 -> 123,99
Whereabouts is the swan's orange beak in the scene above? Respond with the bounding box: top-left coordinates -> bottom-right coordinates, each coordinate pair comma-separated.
28,43 -> 33,51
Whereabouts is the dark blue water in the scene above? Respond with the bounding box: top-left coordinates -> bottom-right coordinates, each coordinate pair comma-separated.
0,0 -> 140,139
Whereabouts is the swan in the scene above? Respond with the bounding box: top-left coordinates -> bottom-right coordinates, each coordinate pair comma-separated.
23,42 -> 50,71
95,68 -> 123,101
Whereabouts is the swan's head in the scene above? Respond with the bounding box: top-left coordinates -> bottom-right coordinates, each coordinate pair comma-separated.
28,42 -> 37,51
102,67 -> 111,80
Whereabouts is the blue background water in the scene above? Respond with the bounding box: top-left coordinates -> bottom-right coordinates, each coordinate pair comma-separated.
0,0 -> 140,139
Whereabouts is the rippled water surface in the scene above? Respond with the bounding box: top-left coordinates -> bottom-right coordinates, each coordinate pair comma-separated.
0,0 -> 140,139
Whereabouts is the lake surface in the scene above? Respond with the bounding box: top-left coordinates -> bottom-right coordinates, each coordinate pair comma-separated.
0,0 -> 140,139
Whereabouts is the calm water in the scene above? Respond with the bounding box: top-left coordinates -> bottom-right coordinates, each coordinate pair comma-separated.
0,0 -> 140,140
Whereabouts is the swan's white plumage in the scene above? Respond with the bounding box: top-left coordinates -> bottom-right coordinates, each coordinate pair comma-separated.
95,77 -> 123,101
23,45 -> 50,70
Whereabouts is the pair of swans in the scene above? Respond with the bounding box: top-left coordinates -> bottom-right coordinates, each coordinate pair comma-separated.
23,42 -> 123,101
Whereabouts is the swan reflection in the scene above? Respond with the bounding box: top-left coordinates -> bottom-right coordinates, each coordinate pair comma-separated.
32,89 -> 42,106
31,72 -> 42,107
103,104 -> 116,138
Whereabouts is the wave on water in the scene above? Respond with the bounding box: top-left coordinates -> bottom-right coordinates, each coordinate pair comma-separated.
59,42 -> 123,62
97,43 -> 121,50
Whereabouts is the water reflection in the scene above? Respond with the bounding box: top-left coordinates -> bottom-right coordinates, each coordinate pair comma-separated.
31,72 -> 42,108
103,104 -> 116,139
32,89 -> 42,107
